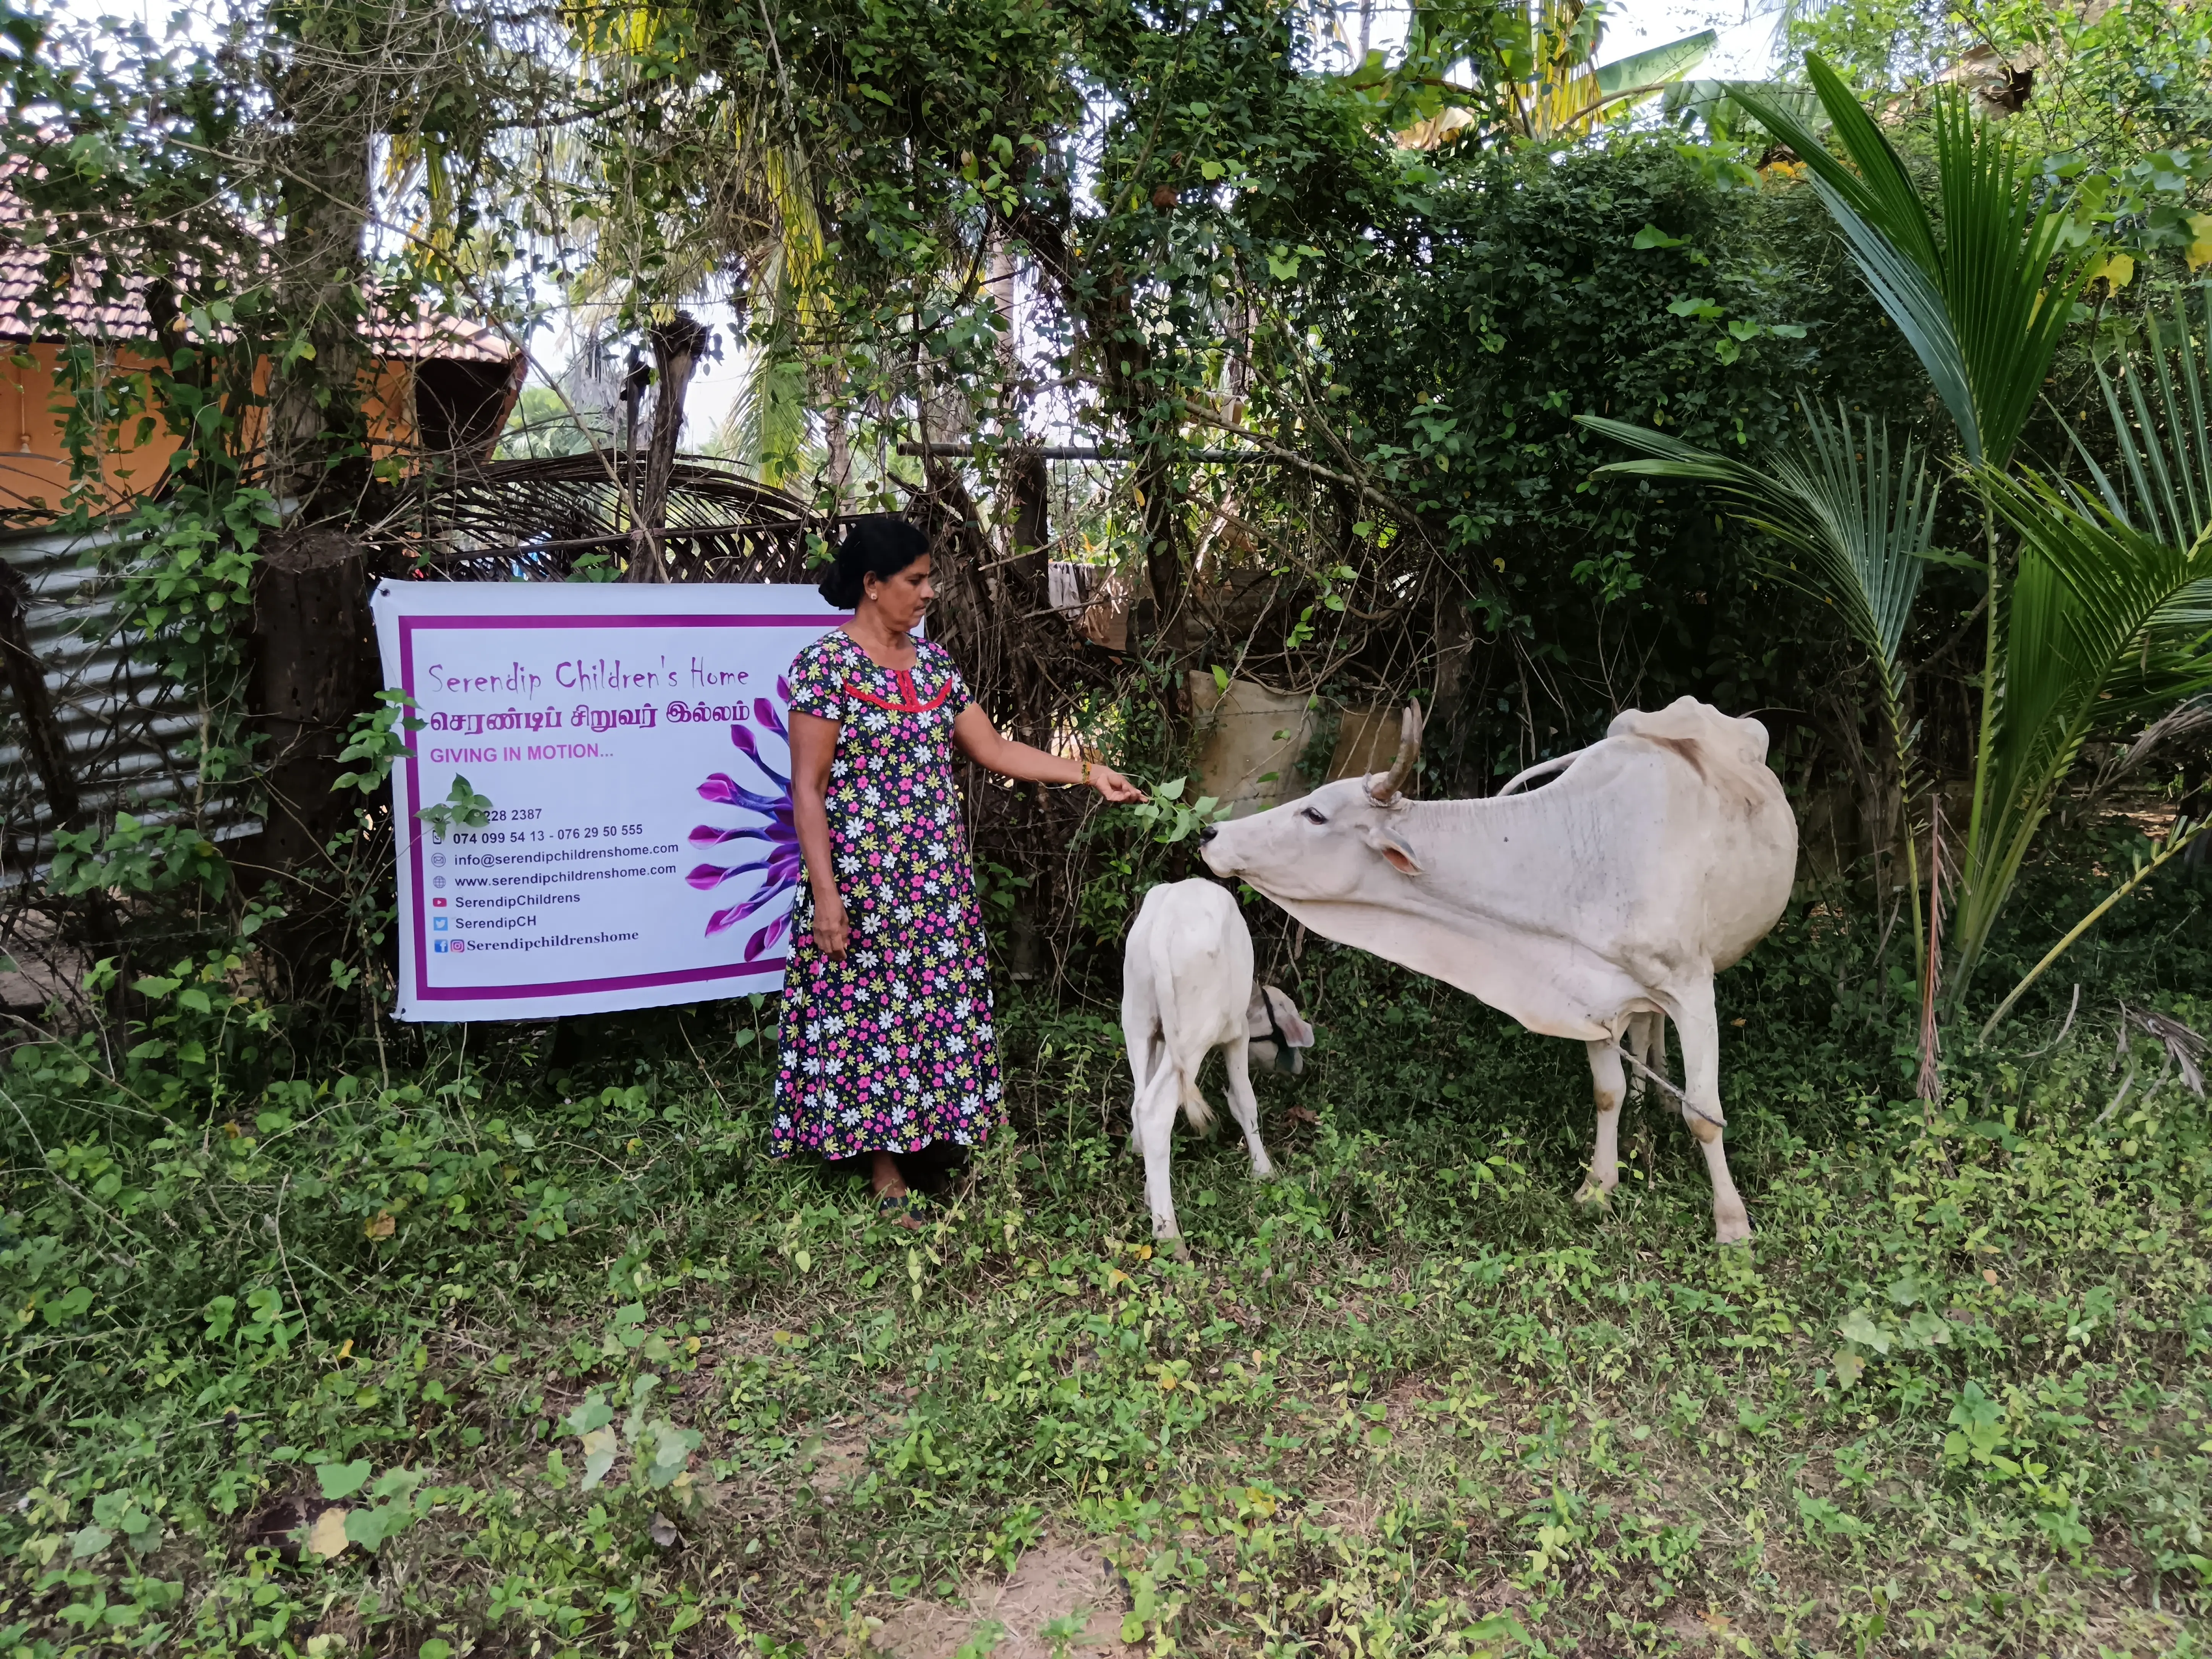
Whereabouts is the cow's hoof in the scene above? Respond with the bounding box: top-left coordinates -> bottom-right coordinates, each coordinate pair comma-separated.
1155,1232 -> 1190,1261
1250,1157 -> 1277,1182
1574,1179 -> 1616,1208
1714,1216 -> 1752,1247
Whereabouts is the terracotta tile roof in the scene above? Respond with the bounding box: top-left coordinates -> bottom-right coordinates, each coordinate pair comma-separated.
1,163 -> 517,364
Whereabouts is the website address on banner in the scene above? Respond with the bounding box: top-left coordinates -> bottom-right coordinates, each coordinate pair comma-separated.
449,862 -> 672,889
452,863 -> 677,889
444,930 -> 642,952
451,844 -> 678,868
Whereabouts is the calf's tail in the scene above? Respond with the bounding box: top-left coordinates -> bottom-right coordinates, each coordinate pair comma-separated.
1144,924 -> 1218,1135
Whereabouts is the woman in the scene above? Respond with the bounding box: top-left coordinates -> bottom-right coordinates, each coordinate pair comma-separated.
774,516 -> 1143,1223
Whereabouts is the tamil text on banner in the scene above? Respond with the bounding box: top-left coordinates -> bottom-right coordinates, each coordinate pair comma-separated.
370,582 -> 844,1020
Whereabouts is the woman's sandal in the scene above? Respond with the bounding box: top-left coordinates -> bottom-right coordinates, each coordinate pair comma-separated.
876,1190 -> 925,1231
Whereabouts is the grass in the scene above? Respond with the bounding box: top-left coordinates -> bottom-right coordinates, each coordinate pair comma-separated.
0,863 -> 2209,1659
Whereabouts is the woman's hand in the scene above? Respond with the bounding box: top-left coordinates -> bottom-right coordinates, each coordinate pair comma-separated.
950,704 -> 1149,803
1087,764 -> 1146,804
812,891 -> 850,959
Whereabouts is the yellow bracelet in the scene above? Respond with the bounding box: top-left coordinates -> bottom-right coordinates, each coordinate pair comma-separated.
1081,760 -> 1093,787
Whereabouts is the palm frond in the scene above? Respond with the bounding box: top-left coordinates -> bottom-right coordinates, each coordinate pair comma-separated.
1735,53 -> 2095,469
2075,289 -> 2212,547
1734,55 -> 1940,274
1583,401 -> 1936,666
1584,400 -> 1940,955
1955,472 -> 2212,980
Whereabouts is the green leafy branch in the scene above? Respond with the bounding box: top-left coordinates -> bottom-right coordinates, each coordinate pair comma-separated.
417,775 -> 494,841
335,690 -> 425,794
1124,776 -> 1226,845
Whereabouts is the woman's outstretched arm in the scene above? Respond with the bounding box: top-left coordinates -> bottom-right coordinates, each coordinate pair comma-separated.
787,710 -> 849,958
951,705 -> 1146,802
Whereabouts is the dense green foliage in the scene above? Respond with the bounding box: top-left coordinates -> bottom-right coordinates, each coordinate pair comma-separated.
2,850 -> 2207,1656
1297,139 -> 1925,779
5,3 -> 2212,1655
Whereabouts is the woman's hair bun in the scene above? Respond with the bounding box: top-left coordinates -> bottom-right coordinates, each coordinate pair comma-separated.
819,515 -> 931,610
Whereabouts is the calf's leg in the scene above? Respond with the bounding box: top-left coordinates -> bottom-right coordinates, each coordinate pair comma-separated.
1132,1060 -> 1187,1253
1578,1037 -> 1627,1203
1219,1035 -> 1276,1180
1126,1032 -> 1164,1156
1669,977 -> 1750,1245
1625,1011 -> 1662,1103
1121,980 -> 1160,1155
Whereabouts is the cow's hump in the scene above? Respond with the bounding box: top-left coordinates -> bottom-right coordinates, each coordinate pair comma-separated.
1606,697 -> 1777,815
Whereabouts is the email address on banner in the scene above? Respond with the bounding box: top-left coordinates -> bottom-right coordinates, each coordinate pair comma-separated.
448,930 -> 643,952
451,845 -> 679,867
451,860 -> 678,889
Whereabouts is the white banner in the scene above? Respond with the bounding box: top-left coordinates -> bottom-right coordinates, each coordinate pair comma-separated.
370,581 -> 846,1021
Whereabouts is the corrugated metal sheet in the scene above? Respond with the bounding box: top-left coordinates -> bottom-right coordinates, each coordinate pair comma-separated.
0,521 -> 256,880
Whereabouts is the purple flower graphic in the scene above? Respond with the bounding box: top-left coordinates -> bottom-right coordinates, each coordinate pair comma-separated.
686,679 -> 802,959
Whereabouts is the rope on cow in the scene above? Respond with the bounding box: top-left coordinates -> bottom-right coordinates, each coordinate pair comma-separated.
1614,1040 -> 1724,1129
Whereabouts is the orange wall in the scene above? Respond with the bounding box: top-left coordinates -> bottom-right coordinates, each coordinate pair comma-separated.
2,344 -> 462,522
2,344 -> 186,518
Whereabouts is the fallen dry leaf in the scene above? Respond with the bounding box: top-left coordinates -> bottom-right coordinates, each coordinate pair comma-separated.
365,1213 -> 395,1240
307,1505 -> 350,1560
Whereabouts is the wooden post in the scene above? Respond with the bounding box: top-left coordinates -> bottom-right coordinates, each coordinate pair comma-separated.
0,560 -> 81,833
244,525 -> 380,988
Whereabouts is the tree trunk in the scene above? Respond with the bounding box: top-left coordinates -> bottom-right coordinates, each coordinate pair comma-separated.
264,130 -> 372,514
1000,189 -> 1190,726
986,227 -> 1052,606
816,361 -> 852,521
627,312 -> 713,582
1134,443 -> 1190,716
1006,449 -> 1049,575
243,526 -> 380,992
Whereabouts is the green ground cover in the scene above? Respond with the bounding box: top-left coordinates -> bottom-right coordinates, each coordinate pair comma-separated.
2,863 -> 2209,1659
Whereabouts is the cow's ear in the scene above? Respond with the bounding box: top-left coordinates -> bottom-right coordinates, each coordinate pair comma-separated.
1363,822 -> 1422,875
1267,991 -> 1316,1048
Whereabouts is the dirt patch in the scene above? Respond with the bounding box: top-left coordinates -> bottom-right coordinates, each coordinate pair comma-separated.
1662,1606 -> 1738,1644
872,1541 -> 1133,1659
800,1427 -> 874,1496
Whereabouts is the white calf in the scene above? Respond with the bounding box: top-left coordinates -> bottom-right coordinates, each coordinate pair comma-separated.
1121,880 -> 1315,1250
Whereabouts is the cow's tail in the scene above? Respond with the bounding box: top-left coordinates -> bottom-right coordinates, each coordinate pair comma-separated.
1144,923 -> 1218,1135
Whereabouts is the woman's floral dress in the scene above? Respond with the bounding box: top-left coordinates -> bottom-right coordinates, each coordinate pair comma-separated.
770,631 -> 1004,1160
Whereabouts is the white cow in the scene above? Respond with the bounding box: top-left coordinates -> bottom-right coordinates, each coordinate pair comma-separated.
1122,880 -> 1315,1250
1198,697 -> 1795,1244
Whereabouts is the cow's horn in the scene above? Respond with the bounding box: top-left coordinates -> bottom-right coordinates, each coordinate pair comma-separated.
1370,700 -> 1424,802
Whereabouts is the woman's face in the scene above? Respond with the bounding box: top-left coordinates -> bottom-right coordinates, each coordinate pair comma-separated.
862,554 -> 934,632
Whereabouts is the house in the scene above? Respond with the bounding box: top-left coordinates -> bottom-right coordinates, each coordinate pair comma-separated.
0,177 -> 526,907
0,221 -> 524,522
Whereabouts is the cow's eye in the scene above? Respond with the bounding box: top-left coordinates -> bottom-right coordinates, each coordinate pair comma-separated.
1299,806 -> 1328,825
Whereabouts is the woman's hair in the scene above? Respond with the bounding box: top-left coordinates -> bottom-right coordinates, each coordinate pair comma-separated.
818,515 -> 930,610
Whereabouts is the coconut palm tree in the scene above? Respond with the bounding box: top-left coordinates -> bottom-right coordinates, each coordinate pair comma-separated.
1582,52 -> 2212,1035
